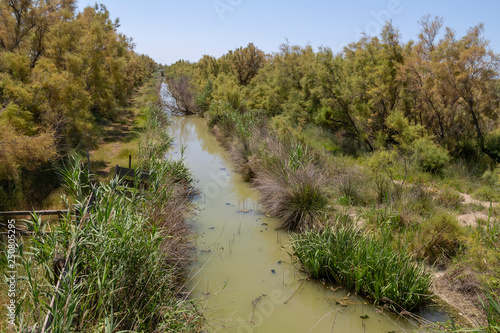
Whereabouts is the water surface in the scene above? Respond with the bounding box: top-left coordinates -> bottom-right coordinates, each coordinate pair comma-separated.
169,115 -> 417,333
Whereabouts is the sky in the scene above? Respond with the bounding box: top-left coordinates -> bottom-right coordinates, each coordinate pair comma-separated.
77,0 -> 500,65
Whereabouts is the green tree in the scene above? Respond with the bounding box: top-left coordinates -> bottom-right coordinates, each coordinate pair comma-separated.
228,42 -> 267,86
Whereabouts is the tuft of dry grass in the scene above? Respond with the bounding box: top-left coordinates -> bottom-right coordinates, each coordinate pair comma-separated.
254,139 -> 331,231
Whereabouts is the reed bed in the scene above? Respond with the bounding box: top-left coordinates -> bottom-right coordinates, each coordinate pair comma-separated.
291,220 -> 433,312
14,152 -> 201,333
9,81 -> 202,332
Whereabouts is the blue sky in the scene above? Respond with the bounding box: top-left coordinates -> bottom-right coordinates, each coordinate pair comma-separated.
77,0 -> 500,65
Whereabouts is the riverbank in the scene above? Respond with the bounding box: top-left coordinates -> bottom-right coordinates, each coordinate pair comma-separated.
163,76 -> 499,331
0,79 -> 203,332
201,102 -> 499,330
168,114 -> 419,332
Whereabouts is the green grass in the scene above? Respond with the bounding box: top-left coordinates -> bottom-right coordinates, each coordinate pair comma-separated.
12,155 -> 201,332
292,219 -> 433,312
407,211 -> 465,267
473,185 -> 500,202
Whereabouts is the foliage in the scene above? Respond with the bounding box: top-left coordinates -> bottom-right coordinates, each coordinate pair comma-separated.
482,290 -> 500,332
473,185 -> 500,202
0,0 -> 158,206
194,79 -> 214,112
227,42 -> 267,86
413,137 -> 450,173
160,16 -> 500,327
164,18 -> 500,165
9,115 -> 201,332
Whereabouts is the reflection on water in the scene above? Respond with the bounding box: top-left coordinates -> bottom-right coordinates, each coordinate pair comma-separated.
168,115 -> 418,333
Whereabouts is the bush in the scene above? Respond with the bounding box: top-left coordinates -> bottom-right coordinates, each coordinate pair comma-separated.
194,79 -> 213,112
334,168 -> 369,205
206,100 -> 232,128
473,185 -> 500,202
436,186 -> 463,210
485,131 -> 500,163
412,137 -> 450,173
292,221 -> 432,312
481,167 -> 500,186
409,211 -> 464,267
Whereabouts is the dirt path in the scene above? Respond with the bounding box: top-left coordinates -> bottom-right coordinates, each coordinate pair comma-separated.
89,108 -> 140,180
457,192 -> 497,227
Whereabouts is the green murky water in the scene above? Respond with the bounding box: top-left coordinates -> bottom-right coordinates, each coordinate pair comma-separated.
169,115 -> 419,333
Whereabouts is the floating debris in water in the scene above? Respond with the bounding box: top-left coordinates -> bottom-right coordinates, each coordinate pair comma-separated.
226,203 -> 231,205
239,209 -> 251,213
360,315 -> 369,319
220,168 -> 226,170
261,222 -> 268,226
209,227 -> 215,230
277,260 -> 282,264
336,300 -> 348,307
271,269 -> 276,274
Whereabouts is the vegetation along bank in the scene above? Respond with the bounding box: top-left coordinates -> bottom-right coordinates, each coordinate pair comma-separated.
164,17 -> 500,332
0,1 -> 203,331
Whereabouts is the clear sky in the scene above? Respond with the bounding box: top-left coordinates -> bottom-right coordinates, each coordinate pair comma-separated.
77,0 -> 500,65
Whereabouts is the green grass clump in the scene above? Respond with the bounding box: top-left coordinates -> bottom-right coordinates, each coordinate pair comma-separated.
408,211 -> 464,267
436,186 -> 464,210
292,221 -> 432,312
473,185 -> 500,203
482,290 -> 500,332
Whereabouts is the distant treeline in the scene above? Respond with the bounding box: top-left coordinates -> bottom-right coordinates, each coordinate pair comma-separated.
165,16 -> 499,165
0,0 -> 157,207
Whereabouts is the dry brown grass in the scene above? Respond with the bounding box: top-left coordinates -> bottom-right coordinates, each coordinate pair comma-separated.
252,135 -> 332,231
148,180 -> 194,270
254,163 -> 330,231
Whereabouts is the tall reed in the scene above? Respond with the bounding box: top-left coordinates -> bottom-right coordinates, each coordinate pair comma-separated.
15,154 -> 201,332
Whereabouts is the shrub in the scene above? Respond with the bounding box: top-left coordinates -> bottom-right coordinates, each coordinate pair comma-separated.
206,100 -> 232,128
473,185 -> 500,202
412,137 -> 450,173
255,163 -> 329,231
410,211 -> 464,267
436,186 -> 463,210
194,79 -> 213,112
481,167 -> 500,187
14,155 -> 202,332
484,130 -> 500,163
334,167 -> 369,205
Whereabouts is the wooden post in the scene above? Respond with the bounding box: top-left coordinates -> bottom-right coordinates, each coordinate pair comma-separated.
129,155 -> 132,169
87,149 -> 91,175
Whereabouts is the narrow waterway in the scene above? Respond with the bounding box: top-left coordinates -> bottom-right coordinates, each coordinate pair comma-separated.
168,114 -> 419,333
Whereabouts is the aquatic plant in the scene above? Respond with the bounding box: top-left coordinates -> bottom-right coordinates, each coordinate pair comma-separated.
292,220 -> 433,312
